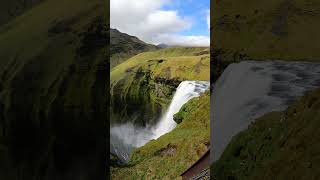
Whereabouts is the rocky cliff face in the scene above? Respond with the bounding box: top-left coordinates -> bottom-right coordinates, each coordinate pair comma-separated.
0,0 -> 107,179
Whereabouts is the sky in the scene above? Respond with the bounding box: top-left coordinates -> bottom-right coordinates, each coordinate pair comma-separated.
110,0 -> 210,47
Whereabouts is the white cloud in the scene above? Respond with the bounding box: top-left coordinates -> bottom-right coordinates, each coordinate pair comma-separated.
137,10 -> 191,39
152,34 -> 210,47
110,0 -> 209,47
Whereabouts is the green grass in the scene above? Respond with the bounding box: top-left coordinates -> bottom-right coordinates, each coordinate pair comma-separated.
111,47 -> 210,83
111,92 -> 210,179
211,89 -> 320,180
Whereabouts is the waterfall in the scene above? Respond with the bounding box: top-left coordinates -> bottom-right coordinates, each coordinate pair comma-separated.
110,80 -> 209,163
211,61 -> 320,162
151,81 -> 210,139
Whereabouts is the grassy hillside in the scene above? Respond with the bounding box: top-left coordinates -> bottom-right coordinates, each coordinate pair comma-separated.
0,0 -> 107,179
211,89 -> 320,179
112,92 -> 210,179
211,0 -> 320,81
110,47 -> 210,125
0,0 -> 43,26
110,28 -> 158,68
111,47 -> 210,83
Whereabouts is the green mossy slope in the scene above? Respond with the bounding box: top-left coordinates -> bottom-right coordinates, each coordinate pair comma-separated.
0,0 -> 107,179
112,92 -> 210,179
211,89 -> 320,180
111,47 -> 210,83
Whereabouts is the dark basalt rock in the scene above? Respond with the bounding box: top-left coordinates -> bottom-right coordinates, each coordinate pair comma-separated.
154,77 -> 181,88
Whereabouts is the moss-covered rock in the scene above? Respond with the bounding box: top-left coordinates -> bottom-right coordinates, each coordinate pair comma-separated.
173,96 -> 203,124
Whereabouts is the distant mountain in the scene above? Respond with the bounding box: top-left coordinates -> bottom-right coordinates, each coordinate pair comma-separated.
157,43 -> 169,48
110,28 -> 159,68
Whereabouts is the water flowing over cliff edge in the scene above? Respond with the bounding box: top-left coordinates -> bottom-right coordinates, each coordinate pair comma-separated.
111,81 -> 209,163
